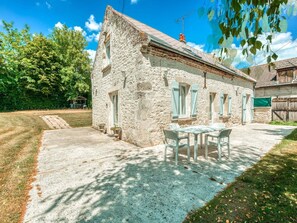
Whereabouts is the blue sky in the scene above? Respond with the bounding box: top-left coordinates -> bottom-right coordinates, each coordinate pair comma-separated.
1,0 -> 297,67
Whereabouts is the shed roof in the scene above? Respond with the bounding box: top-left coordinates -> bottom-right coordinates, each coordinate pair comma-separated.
108,6 -> 256,83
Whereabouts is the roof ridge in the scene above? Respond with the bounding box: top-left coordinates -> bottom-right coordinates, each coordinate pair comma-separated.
107,6 -> 256,83
250,56 -> 297,68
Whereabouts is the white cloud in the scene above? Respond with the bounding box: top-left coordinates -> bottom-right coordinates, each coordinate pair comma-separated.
54,22 -> 64,29
95,33 -> 100,41
131,0 -> 138,4
74,26 -> 83,32
86,49 -> 96,62
85,15 -> 102,31
74,26 -> 87,36
86,32 -> 100,42
251,32 -> 297,66
187,42 -> 205,52
207,32 -> 297,68
45,1 -> 52,9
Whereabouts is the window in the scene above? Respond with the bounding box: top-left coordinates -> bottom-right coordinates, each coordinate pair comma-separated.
105,40 -> 111,64
223,94 -> 228,115
278,70 -> 294,83
171,81 -> 197,119
209,93 -> 215,122
179,85 -> 187,116
219,93 -> 232,116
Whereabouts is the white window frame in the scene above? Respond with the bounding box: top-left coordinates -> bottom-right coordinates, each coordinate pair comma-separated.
105,40 -> 111,64
178,84 -> 188,117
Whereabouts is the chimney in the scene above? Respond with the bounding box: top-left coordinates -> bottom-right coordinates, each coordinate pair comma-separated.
179,33 -> 186,43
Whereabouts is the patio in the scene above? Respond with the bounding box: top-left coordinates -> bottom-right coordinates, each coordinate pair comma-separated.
24,124 -> 294,223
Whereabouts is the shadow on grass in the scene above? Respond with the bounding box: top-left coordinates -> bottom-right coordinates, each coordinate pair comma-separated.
184,129 -> 297,223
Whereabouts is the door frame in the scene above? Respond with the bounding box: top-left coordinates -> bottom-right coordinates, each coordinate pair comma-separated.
110,91 -> 119,127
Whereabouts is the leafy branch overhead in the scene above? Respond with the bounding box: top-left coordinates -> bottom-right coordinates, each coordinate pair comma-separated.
199,0 -> 297,67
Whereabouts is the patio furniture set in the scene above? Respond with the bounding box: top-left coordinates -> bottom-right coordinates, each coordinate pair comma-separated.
163,123 -> 232,165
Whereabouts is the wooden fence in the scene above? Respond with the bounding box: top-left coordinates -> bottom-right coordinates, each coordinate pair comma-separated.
272,97 -> 297,121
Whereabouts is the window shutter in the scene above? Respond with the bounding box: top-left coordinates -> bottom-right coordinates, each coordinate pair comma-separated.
190,84 -> 199,117
219,93 -> 224,116
242,93 -> 247,123
171,81 -> 180,119
251,95 -> 254,121
228,95 -> 232,115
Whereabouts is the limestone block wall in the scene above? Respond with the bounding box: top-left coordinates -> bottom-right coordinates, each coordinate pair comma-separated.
92,7 -> 255,147
130,54 -> 255,146
254,107 -> 272,123
92,8 -> 145,145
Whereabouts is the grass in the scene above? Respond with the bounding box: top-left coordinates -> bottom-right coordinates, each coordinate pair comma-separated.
59,112 -> 92,127
0,109 -> 92,223
184,128 -> 297,223
270,120 -> 297,126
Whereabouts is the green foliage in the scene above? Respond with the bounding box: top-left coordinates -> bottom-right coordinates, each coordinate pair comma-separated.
199,0 -> 297,66
51,26 -> 91,100
270,120 -> 297,126
19,34 -> 62,96
0,21 -> 92,111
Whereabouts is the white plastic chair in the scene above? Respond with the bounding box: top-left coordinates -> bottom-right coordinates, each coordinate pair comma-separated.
205,129 -> 232,161
163,129 -> 190,165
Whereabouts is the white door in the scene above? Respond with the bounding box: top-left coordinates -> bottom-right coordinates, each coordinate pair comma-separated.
112,93 -> 118,126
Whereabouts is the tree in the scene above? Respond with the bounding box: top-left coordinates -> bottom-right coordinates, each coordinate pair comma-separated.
19,34 -> 62,96
0,21 -> 31,110
51,25 -> 91,100
199,0 -> 297,66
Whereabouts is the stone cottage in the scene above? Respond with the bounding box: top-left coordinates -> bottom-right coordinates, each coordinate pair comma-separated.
92,6 -> 256,146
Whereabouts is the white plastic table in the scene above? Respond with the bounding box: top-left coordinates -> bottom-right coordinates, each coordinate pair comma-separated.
176,125 -> 225,161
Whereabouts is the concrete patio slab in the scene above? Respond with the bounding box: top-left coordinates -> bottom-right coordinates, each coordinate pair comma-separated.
24,124 -> 295,223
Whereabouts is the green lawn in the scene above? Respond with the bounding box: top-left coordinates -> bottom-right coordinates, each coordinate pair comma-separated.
270,120 -> 297,126
0,110 -> 92,223
184,128 -> 297,223
58,111 -> 92,127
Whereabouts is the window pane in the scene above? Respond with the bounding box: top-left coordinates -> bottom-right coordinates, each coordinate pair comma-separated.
179,86 -> 186,115
106,42 -> 110,61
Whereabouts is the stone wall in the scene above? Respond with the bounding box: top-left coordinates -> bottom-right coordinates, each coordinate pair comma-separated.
92,7 -> 255,147
256,85 -> 297,97
254,107 -> 272,123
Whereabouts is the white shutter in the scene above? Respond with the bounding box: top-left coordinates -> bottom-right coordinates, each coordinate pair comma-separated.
242,93 -> 247,123
228,96 -> 232,115
219,93 -> 224,116
171,81 -> 180,119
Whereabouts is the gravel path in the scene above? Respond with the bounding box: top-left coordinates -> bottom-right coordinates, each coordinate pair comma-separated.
24,124 -> 295,223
